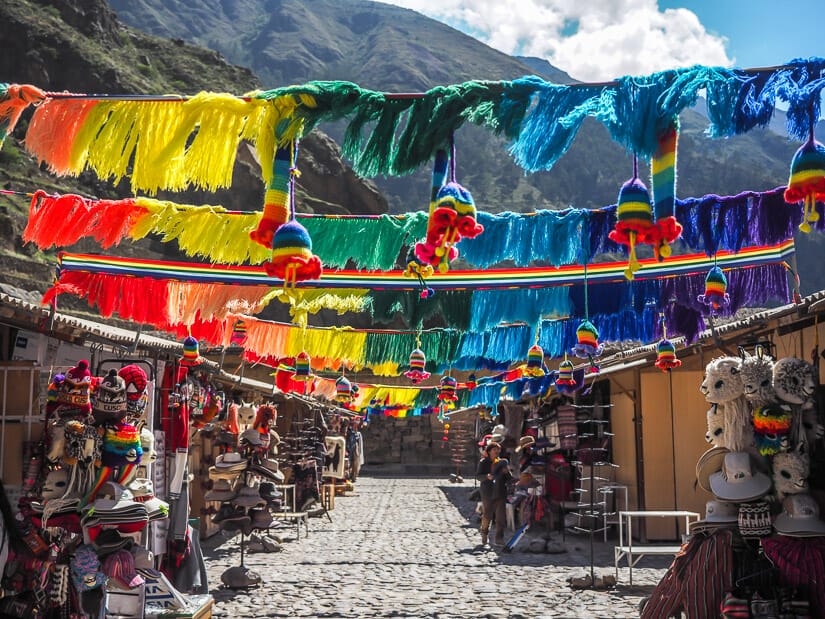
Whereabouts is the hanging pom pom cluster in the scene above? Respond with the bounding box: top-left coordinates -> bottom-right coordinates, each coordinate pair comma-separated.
654,315 -> 681,372
403,337 -> 431,384
415,136 -> 484,274
784,118 -> 825,233
697,265 -> 730,311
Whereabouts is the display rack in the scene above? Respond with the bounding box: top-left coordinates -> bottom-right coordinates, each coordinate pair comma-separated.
569,417 -> 618,586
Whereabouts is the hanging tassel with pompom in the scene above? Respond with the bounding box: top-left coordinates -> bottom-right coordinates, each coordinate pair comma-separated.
262,141 -> 322,288
609,156 -> 655,280
649,119 -> 683,259
403,331 -> 431,384
784,111 -> 825,233
697,263 -> 730,311
523,326 -> 546,378
654,313 -> 681,372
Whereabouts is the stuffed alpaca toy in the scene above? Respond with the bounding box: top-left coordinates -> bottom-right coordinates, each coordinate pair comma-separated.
700,356 -> 753,452
772,450 -> 809,500
773,357 -> 822,450
705,405 -> 725,447
237,401 -> 257,427
740,347 -> 776,408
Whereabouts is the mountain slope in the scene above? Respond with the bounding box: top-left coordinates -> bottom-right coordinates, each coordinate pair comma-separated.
110,0 -> 798,215
0,0 -> 388,295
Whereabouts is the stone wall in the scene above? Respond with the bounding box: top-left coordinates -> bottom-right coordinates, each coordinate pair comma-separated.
361,414 -> 475,470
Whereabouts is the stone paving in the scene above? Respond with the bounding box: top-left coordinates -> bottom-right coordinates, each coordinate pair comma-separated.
202,475 -> 673,618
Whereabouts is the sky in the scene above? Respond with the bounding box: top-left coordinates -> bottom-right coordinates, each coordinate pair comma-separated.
379,0 -> 825,82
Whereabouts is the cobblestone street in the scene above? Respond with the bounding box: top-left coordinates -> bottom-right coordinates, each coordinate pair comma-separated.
203,475 -> 670,618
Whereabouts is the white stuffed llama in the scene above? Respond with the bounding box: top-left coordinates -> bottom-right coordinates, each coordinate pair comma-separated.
700,356 -> 753,452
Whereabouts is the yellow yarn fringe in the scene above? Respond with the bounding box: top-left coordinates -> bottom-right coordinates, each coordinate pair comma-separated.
265,289 -> 370,317
51,92 -> 309,194
356,386 -> 420,408
369,362 -> 400,377
133,198 -> 269,264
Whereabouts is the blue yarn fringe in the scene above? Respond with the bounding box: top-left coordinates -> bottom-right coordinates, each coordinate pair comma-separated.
469,288 -> 571,331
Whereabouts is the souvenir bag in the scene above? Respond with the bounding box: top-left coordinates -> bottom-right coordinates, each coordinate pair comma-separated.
738,501 -> 772,537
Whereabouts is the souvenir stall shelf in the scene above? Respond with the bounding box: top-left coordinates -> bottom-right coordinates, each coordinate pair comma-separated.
642,348 -> 825,618
204,416 -> 288,590
0,358 -> 214,619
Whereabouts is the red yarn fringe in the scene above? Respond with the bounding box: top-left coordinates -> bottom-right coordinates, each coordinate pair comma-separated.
24,192 -> 147,249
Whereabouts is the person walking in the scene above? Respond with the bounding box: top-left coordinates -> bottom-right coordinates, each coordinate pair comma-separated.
476,441 -> 511,547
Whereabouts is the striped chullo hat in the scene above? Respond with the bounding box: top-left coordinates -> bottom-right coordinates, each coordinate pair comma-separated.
616,177 -> 654,230
571,320 -> 604,358
181,336 -> 201,366
294,351 -> 311,380
697,266 -> 730,309
784,137 -> 825,233
654,338 -> 681,371
335,376 -> 352,403
438,375 -> 458,401
556,358 -> 575,385
524,344 -> 545,377
265,220 -> 323,281
403,348 -> 430,384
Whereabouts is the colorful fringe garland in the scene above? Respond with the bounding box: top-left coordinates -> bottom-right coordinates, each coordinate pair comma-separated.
15,59 -> 825,197
46,260 -> 790,373
22,188 -> 808,270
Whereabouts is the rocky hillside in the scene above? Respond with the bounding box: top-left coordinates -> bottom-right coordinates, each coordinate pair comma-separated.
0,0 -> 388,292
110,0 -> 798,215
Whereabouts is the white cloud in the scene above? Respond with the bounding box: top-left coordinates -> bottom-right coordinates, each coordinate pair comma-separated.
379,0 -> 733,81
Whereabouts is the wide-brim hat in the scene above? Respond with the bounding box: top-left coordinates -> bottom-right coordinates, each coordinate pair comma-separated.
232,486 -> 267,509
774,494 -> 825,537
215,452 -> 248,470
689,499 -> 739,534
709,452 -> 772,502
515,436 -> 536,453
695,446 -> 729,493
204,478 -> 236,502
209,466 -> 242,481
92,530 -> 132,557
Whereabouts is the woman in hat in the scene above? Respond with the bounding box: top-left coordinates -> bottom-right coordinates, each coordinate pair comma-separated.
476,442 -> 512,547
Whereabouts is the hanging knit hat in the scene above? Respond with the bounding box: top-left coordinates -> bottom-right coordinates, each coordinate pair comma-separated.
335,376 -> 353,403
784,136 -> 825,233
524,344 -> 546,377
264,219 -> 323,282
57,359 -> 92,413
180,336 -> 201,366
432,181 -> 483,240
571,320 -> 604,359
403,348 -> 431,384
608,167 -> 655,280
92,369 -> 127,423
118,364 -> 148,414
697,266 -> 730,310
655,338 -> 681,372
101,423 -> 143,468
438,375 -> 458,402
294,351 -> 311,381
554,355 -> 580,395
